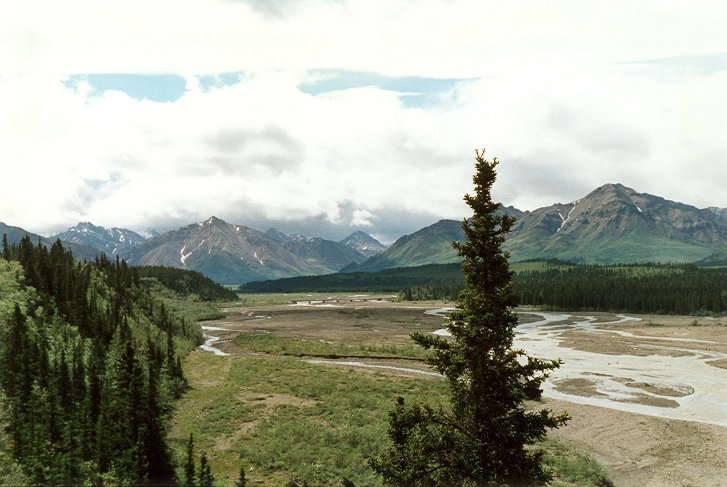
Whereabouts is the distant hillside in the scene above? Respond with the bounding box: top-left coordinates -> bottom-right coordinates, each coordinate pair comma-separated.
695,244 -> 727,267
338,184 -> 727,273
265,228 -> 369,269
345,219 -> 464,273
504,183 -> 727,263
338,231 -> 386,258
55,221 -> 146,256
1,222 -> 100,261
341,206 -> 522,273
136,265 -> 239,301
6,183 -> 727,284
708,207 -> 727,222
239,263 -> 464,293
125,217 -> 341,284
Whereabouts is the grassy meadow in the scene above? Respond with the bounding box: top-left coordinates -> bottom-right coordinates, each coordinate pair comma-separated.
233,331 -> 431,360
169,295 -> 613,487
169,352 -> 447,486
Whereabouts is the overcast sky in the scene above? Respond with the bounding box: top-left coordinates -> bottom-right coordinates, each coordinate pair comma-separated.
2,1 -> 726,243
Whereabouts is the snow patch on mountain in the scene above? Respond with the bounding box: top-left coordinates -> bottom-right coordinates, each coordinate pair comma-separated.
557,202 -> 578,233
180,240 -> 205,266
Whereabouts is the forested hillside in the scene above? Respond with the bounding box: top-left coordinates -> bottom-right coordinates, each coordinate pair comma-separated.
0,236 -> 201,485
238,263 -> 464,294
137,265 -> 239,301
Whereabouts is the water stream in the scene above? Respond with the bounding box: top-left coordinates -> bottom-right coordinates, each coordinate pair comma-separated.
198,308 -> 727,426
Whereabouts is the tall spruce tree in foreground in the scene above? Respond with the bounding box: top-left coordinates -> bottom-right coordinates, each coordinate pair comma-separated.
371,149 -> 569,486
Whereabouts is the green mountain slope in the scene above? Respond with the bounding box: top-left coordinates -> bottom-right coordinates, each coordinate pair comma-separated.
345,219 -> 464,272
695,244 -> 727,267
341,184 -> 727,273
239,262 -> 464,293
504,184 -> 724,263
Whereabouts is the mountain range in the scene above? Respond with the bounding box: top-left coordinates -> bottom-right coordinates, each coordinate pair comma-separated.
118,217 -> 383,284
0,222 -> 101,261
3,183 -> 727,283
54,221 -> 147,256
362,183 -> 727,268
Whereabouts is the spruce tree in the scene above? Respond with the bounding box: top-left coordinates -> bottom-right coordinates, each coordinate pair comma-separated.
2,233 -> 9,260
197,451 -> 214,487
236,465 -> 247,487
371,149 -> 569,486
184,434 -> 196,487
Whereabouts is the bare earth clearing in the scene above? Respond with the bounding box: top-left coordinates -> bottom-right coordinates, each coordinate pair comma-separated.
199,296 -> 727,486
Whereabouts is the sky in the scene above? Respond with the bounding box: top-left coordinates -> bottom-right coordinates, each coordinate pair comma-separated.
1,0 -> 726,244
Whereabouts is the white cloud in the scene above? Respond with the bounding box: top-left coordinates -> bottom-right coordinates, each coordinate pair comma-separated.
1,0 -> 726,239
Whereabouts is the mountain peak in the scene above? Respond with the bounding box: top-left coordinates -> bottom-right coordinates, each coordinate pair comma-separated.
339,231 -> 386,258
506,183 -> 727,263
589,183 -> 635,199
200,216 -> 226,227
68,221 -> 102,233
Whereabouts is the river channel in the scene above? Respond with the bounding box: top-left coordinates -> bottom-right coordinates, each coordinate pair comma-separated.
511,311 -> 726,426
200,307 -> 727,427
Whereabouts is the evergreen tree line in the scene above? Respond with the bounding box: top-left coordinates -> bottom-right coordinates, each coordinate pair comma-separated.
239,263 -> 464,294
0,235 -> 198,485
399,284 -> 465,301
394,261 -> 727,315
512,263 -> 727,314
137,266 -> 239,302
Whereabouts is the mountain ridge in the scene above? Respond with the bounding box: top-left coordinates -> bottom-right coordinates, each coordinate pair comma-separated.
1,222 -> 101,261
343,183 -> 727,274
54,221 -> 146,256
4,183 -> 727,283
338,231 -> 386,258
504,183 -> 727,264
122,217 -> 378,284
344,219 -> 463,273
265,227 -> 372,270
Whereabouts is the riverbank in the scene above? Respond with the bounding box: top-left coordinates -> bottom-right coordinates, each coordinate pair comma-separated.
192,298 -> 727,485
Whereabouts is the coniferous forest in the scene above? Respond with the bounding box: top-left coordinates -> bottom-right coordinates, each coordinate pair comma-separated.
136,266 -> 239,302
0,235 -> 202,485
512,262 -> 727,315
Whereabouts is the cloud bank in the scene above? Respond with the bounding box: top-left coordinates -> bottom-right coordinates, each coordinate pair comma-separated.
1,0 -> 726,243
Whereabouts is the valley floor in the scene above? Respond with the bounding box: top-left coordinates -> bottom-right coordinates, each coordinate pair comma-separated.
177,296 -> 727,486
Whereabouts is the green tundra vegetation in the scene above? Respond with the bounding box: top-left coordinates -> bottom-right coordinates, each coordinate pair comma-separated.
234,332 -> 432,360
171,344 -> 611,487
0,235 -> 203,485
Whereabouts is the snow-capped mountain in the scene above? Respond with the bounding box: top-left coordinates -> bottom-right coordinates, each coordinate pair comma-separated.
338,231 -> 386,258
124,217 -> 369,284
54,222 -> 147,256
266,228 -> 371,270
